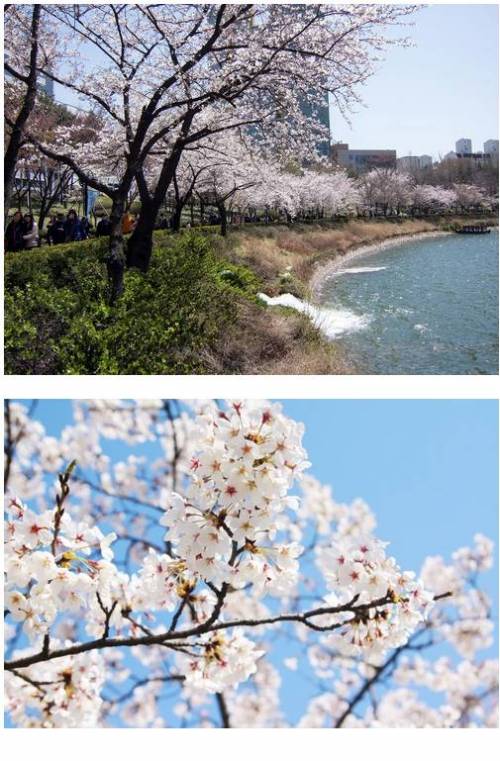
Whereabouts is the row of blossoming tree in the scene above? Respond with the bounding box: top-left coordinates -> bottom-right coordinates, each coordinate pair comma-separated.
4,400 -> 498,728
166,142 -> 495,233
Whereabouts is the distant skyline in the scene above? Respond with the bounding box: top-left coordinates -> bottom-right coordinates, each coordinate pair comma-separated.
330,4 -> 499,160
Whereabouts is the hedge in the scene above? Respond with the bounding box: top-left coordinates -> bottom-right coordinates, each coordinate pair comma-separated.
5,231 -> 259,375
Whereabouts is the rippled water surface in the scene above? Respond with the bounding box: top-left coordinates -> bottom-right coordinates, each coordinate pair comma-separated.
319,231 -> 499,374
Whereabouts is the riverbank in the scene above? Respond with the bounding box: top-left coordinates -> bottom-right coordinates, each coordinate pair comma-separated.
4,228 -> 353,375
310,230 -> 452,299
223,217 -> 476,300
5,215 -> 497,375
221,215 -> 497,373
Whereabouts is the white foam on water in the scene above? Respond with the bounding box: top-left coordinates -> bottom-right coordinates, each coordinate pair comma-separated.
332,266 -> 387,276
258,292 -> 371,340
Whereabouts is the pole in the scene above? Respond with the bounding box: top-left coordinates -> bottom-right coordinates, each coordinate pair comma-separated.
83,181 -> 88,217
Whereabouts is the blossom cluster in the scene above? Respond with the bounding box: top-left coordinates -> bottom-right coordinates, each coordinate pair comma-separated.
316,535 -> 434,657
4,647 -> 105,728
5,496 -> 117,643
160,401 -> 310,596
178,631 -> 265,694
394,656 -> 499,727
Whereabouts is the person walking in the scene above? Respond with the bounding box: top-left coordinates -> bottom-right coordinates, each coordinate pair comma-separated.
64,209 -> 85,242
47,213 -> 67,245
80,216 -> 90,240
5,210 -> 25,252
22,213 -> 39,249
96,215 -> 112,237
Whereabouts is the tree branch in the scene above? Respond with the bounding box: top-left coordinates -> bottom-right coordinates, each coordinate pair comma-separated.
5,593 -> 452,672
215,691 -> 231,728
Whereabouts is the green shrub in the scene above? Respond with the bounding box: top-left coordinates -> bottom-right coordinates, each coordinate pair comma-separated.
5,232 -> 252,375
216,263 -> 261,295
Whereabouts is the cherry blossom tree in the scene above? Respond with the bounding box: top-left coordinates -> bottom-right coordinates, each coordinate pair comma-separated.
4,4 -> 46,223
293,168 -> 360,220
358,168 -> 413,217
452,183 -> 488,214
409,183 -> 457,216
168,157 -> 212,233
149,132 -> 360,234
4,400 -> 497,728
188,131 -> 272,236
357,171 -> 495,218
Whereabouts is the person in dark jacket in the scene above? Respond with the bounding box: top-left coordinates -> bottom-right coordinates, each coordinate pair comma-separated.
47,213 -> 66,245
5,211 -> 25,252
46,215 -> 57,237
96,215 -> 112,237
80,216 -> 90,240
64,209 -> 85,242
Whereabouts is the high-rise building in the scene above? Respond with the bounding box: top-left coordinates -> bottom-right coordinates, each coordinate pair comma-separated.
455,138 -> 472,154
484,139 -> 499,156
397,155 -> 433,171
332,143 -> 396,172
39,72 -> 55,99
397,155 -> 421,171
300,92 -> 331,157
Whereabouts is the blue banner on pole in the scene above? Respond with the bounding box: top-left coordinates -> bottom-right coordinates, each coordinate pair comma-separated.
86,189 -> 99,217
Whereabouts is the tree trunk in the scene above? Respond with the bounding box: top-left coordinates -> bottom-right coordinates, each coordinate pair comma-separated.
171,172 -> 184,232
38,207 -> 48,237
27,179 -> 32,215
4,5 -> 41,227
218,202 -> 228,236
171,200 -> 184,233
106,198 -> 126,304
128,153 -> 183,270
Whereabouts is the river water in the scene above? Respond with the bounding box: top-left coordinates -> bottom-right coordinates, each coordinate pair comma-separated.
318,231 -> 498,374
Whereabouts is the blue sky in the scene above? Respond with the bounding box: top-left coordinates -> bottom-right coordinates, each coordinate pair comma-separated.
8,399 -> 499,726
282,400 -> 498,579
330,3 -> 499,158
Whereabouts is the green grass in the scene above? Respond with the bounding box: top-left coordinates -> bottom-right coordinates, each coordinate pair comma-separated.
4,231 -> 261,375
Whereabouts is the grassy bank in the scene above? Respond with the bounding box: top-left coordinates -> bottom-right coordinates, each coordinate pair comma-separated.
5,228 -> 345,375
5,216 -> 496,375
219,216 -> 497,300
